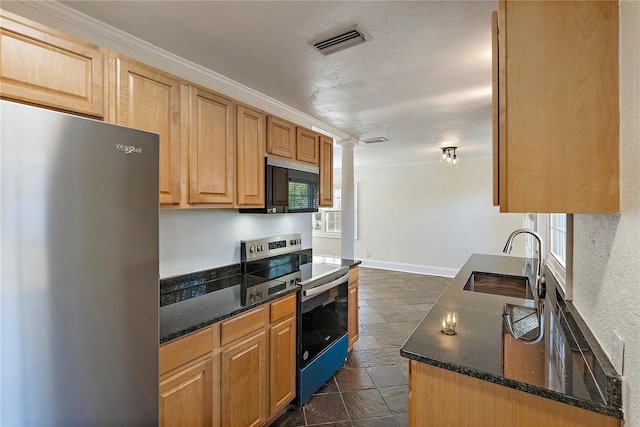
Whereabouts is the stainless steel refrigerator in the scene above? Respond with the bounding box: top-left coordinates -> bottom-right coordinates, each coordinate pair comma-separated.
1,100 -> 159,426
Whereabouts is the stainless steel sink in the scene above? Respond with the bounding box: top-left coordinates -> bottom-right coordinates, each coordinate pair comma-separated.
463,272 -> 533,299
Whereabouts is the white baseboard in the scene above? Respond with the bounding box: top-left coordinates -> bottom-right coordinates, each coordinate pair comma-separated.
357,259 -> 458,278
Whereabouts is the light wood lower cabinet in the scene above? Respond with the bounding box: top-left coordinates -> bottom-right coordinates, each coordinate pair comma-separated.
268,295 -> 297,418
159,326 -> 217,427
160,357 -> 214,427
160,294 -> 297,427
348,267 -> 359,351
408,360 -> 620,427
0,10 -> 107,118
221,332 -> 268,427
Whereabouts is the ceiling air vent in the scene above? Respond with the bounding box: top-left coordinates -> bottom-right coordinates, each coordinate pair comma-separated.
361,137 -> 388,144
312,25 -> 369,55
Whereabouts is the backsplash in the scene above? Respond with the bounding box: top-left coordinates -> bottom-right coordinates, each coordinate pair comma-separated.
159,209 -> 313,278
159,249 -> 313,307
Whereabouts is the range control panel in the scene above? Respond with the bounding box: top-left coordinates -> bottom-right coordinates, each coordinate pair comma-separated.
241,233 -> 302,262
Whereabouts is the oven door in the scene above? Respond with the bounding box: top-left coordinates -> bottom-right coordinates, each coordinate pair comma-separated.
296,271 -> 349,406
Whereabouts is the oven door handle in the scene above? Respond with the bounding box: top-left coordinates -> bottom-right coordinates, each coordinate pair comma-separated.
302,273 -> 349,298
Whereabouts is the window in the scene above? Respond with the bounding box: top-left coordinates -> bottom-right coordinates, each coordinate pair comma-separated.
546,213 -> 573,300
523,213 -> 537,257
549,214 -> 567,268
313,187 -> 342,235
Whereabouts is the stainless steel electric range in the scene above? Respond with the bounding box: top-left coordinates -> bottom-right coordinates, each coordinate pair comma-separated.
241,234 -> 350,407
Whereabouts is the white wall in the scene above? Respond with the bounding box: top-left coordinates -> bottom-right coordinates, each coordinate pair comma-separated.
572,3 -> 640,425
160,210 -> 312,278
339,159 -> 523,276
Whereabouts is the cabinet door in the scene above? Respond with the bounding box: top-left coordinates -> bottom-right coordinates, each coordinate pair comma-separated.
159,357 -> 213,427
0,10 -> 106,117
295,127 -> 319,166
319,135 -> 334,207
266,116 -> 295,159
348,267 -> 359,350
189,86 -> 235,205
348,282 -> 359,350
221,332 -> 267,427
495,1 -> 619,213
236,104 -> 265,207
269,316 -> 296,417
114,57 -> 181,204
409,360 -> 620,427
491,10 -> 500,207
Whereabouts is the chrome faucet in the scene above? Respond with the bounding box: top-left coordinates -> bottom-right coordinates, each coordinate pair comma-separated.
502,228 -> 546,344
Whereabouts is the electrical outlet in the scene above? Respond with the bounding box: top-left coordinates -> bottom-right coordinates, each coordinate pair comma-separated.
611,330 -> 624,375
366,251 -> 371,257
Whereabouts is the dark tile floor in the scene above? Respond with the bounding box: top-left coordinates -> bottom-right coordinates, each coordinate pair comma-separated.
271,267 -> 450,427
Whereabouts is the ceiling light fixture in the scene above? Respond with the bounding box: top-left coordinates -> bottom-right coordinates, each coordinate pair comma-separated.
440,147 -> 459,168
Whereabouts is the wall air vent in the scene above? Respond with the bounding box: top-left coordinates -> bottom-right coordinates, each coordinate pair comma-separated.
312,25 -> 369,55
361,137 -> 388,144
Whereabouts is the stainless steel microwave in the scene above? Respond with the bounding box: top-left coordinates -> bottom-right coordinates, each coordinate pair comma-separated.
240,157 -> 319,214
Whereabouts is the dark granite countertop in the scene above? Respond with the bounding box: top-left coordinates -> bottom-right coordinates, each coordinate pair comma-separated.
159,256 -> 359,345
400,253 -> 623,419
159,272 -> 298,344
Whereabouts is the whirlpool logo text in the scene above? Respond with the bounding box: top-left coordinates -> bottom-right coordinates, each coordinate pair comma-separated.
115,144 -> 143,154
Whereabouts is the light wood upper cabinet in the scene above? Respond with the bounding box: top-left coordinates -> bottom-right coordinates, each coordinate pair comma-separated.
493,0 -> 619,213
319,135 -> 334,207
189,86 -> 235,206
113,56 -> 182,205
266,116 -> 295,159
236,104 -> 266,208
266,116 -> 321,167
0,10 -> 106,117
295,127 -> 320,166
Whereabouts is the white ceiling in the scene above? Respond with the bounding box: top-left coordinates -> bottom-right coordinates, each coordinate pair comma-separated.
61,0 -> 497,168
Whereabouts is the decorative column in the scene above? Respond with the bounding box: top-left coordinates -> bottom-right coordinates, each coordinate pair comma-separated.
337,139 -> 358,259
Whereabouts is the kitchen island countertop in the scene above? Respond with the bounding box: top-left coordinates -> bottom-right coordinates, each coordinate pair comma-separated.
400,253 -> 622,419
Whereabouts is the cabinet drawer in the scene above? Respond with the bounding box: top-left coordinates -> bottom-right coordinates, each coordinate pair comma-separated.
270,294 -> 296,323
221,306 -> 266,347
160,326 -> 215,377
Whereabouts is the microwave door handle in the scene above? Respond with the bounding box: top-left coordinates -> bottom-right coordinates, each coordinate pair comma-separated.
302,273 -> 349,298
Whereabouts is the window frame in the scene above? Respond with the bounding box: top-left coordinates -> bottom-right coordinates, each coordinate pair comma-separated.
545,213 -> 573,300
312,183 -> 358,239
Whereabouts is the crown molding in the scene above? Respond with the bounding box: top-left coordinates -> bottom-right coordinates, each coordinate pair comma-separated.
16,0 -> 352,141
